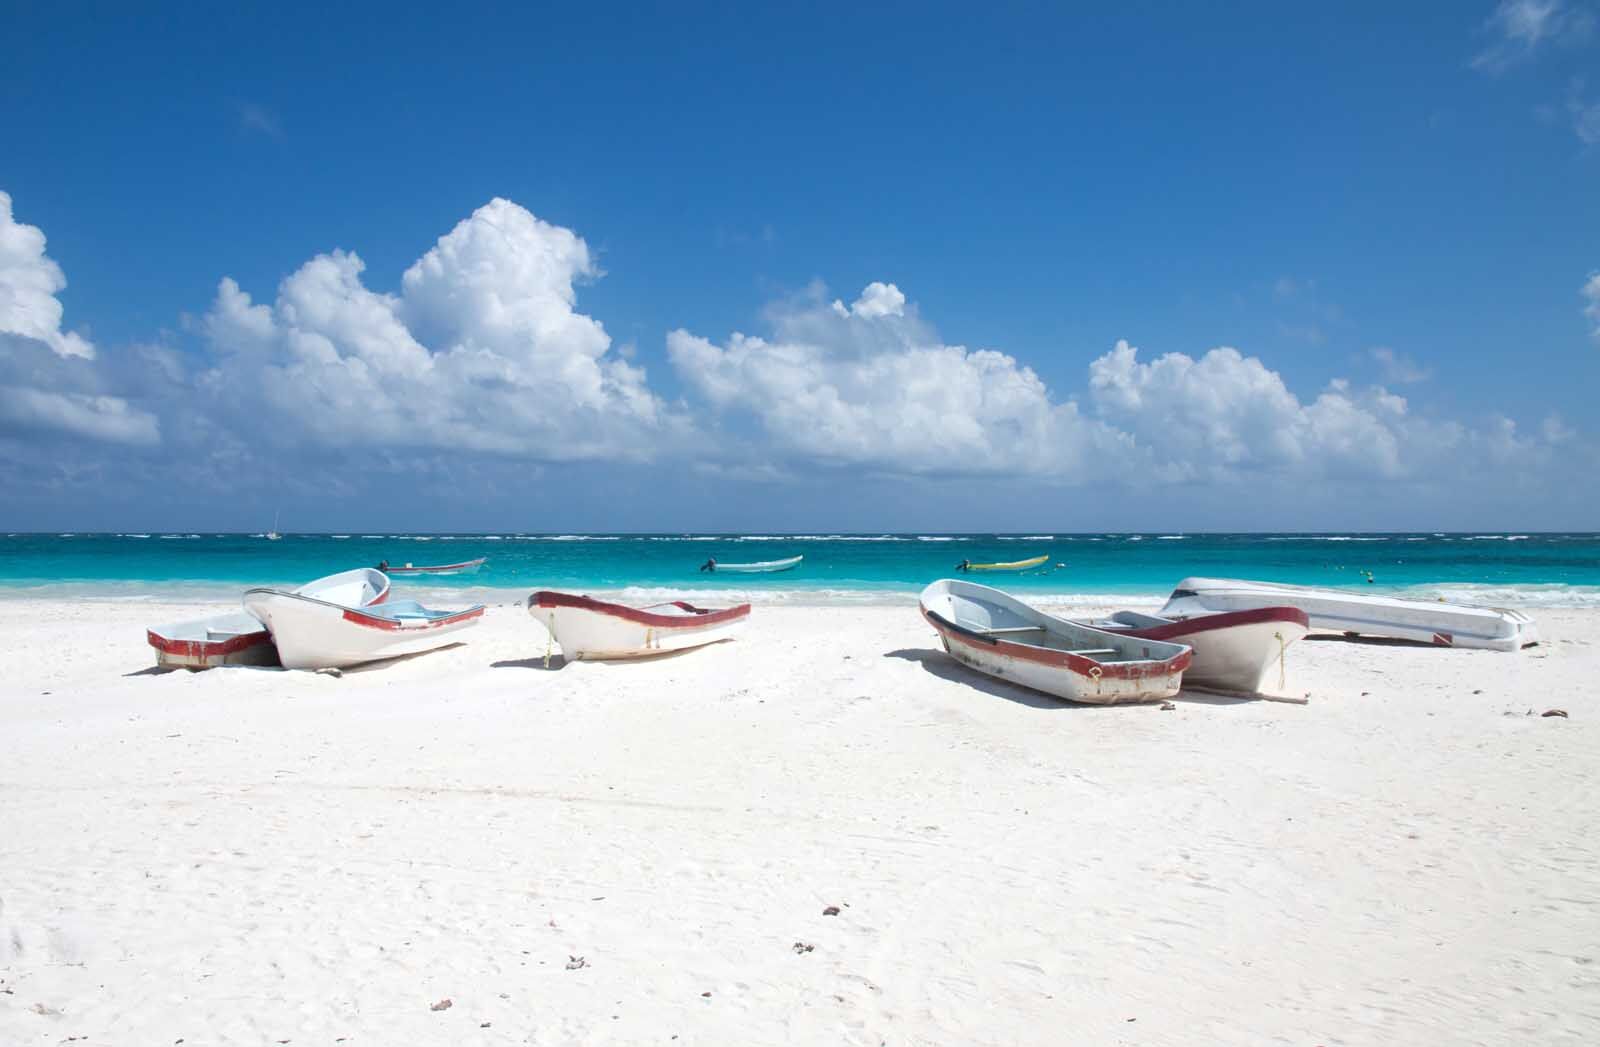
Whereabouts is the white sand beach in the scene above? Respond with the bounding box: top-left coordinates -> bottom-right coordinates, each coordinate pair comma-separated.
2,597 -> 1597,1045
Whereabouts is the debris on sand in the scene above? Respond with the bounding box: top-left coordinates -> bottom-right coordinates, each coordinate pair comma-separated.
1542,709 -> 1569,718
565,955 -> 588,970
430,998 -> 452,1012
792,941 -> 815,954
1159,701 -> 1175,711
822,905 -> 840,916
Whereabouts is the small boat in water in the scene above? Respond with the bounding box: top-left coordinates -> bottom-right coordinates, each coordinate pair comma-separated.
702,555 -> 802,574
1085,607 -> 1310,693
528,590 -> 750,660
148,568 -> 391,670
919,579 -> 1191,704
1160,577 -> 1538,652
957,554 -> 1050,573
244,570 -> 479,670
381,557 -> 486,576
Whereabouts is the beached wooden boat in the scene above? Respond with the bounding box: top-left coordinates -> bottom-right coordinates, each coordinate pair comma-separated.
146,611 -> 277,670
243,573 -> 480,670
919,579 -> 1191,704
1085,607 -> 1310,693
147,568 -> 392,670
704,555 -> 802,574
959,554 -> 1049,572
528,590 -> 750,660
382,557 -> 486,576
1160,577 -> 1538,652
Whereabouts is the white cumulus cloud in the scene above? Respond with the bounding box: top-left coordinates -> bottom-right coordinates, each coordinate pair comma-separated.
669,283 -> 1128,476
671,281 -> 1574,490
0,190 -> 159,447
0,191 -> 95,360
199,198 -> 683,460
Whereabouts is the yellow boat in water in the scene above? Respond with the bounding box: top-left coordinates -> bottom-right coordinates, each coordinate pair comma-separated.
960,554 -> 1050,572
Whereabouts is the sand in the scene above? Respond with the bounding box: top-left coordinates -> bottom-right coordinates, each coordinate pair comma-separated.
1,596 -> 1597,1045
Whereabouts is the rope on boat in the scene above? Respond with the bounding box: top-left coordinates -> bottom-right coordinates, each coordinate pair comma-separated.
544,612 -> 554,670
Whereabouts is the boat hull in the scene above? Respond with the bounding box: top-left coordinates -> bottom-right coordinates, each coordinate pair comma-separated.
1161,577 -> 1537,652
1093,607 -> 1310,693
965,555 -> 1049,572
920,579 -> 1191,704
712,556 -> 801,574
528,591 -> 750,660
147,612 -> 277,670
243,592 -> 483,670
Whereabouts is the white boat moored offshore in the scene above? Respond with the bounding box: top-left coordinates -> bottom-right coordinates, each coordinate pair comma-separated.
1086,606 -> 1310,693
703,555 -> 802,574
919,579 -> 1192,704
382,557 -> 486,576
956,554 -> 1050,573
1159,577 -> 1538,652
147,568 -> 392,670
528,590 -> 750,660
244,570 -> 478,670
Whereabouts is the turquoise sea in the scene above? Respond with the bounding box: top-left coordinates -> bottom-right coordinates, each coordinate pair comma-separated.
2,532 -> 1598,606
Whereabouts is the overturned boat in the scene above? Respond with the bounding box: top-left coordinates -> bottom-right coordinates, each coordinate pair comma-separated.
244,570 -> 480,670
528,590 -> 750,660
1160,577 -> 1537,652
147,568 -> 392,670
920,579 -> 1191,704
1086,607 -> 1310,693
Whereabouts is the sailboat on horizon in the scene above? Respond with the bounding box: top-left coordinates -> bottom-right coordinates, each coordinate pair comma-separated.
265,510 -> 281,541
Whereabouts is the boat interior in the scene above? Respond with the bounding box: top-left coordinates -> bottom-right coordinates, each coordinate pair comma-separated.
932,587 -> 1162,663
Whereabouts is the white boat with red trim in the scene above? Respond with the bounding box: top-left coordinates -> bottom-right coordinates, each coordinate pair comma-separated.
1085,606 -> 1310,693
919,579 -> 1192,704
528,590 -> 750,660
382,557 -> 486,576
147,568 -> 392,670
1160,577 -> 1538,652
244,575 -> 480,670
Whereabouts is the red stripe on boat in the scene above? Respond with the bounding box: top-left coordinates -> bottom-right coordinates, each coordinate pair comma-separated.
146,628 -> 272,659
1109,606 -> 1309,643
531,590 -> 751,629
921,608 -> 1192,680
340,605 -> 486,631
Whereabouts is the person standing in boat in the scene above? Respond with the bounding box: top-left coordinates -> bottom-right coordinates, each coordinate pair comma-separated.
699,558 -> 717,573
956,559 -> 971,573
376,559 -> 390,573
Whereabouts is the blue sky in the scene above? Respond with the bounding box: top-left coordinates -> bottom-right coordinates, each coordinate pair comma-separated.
2,1 -> 1597,531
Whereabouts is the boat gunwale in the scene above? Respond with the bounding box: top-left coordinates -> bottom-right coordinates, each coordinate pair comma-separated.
530,590 -> 751,629
921,606 -> 1192,680
244,587 -> 484,632
1100,605 -> 1310,643
146,625 -> 271,659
